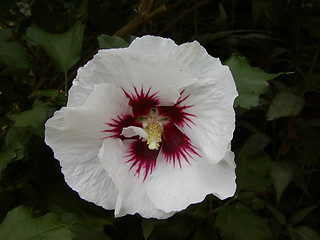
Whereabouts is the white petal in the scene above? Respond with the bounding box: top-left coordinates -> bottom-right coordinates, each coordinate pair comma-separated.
45,82 -> 131,209
45,108 -> 118,209
98,138 -> 174,219
65,82 -> 131,138
67,82 -> 92,108
147,149 -> 236,213
130,36 -> 237,163
122,126 -> 148,139
179,65 -> 237,163
68,35 -> 199,108
130,36 -> 215,77
130,36 -> 180,60
75,47 -> 196,106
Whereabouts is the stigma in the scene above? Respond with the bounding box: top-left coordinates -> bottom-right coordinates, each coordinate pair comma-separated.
144,116 -> 163,150
134,107 -> 169,150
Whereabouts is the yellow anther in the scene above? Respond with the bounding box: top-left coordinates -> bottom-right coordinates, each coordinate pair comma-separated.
144,116 -> 163,150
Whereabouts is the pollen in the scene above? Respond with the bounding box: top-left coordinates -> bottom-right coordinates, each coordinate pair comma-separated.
144,116 -> 163,150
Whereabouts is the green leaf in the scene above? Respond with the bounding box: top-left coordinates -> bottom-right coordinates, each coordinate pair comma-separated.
265,205 -> 287,225
29,89 -> 67,105
0,29 -> 12,42
224,53 -> 283,109
13,101 -> 54,127
236,153 -> 272,192
184,196 -> 211,219
267,92 -> 304,121
70,224 -> 111,240
0,128 -> 31,176
270,162 -> 293,202
150,214 -> 194,240
25,22 -> 84,73
235,94 -> 262,109
193,223 -> 216,240
0,206 -> 74,240
296,226 -> 320,240
12,101 -> 55,137
243,133 -> 270,156
142,219 -> 160,239
288,225 -> 300,240
290,206 -> 317,225
98,34 -> 130,49
0,42 -> 31,69
29,89 -> 60,98
4,127 -> 30,149
0,150 -> 17,176
250,196 -> 266,210
45,184 -> 113,226
215,203 -> 271,240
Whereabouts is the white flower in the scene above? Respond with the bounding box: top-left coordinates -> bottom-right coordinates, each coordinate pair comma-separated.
45,36 -> 238,219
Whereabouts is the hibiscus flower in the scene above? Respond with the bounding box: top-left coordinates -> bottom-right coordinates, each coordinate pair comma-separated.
45,35 -> 238,219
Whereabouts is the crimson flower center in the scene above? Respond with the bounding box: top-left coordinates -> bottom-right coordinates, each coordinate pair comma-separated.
105,87 -> 198,179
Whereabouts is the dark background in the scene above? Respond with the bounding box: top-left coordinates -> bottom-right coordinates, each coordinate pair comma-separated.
0,0 -> 319,239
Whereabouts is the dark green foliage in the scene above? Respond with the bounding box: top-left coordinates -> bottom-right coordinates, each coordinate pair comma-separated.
25,22 -> 84,73
224,53 -> 284,109
0,42 -> 31,69
236,153 -> 272,192
267,92 -> 305,120
215,203 -> 271,240
0,0 -> 319,239
0,206 -> 74,240
98,35 -> 133,49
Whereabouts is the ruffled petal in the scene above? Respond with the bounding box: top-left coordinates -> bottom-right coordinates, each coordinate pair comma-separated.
130,36 -> 220,74
178,41 -> 237,163
45,82 -> 131,209
66,83 -> 131,138
130,36 -> 215,78
178,66 -> 237,163
129,36 -> 180,61
147,149 -> 236,213
130,36 -> 237,163
98,138 -> 174,219
67,83 -> 92,108
75,47 -> 197,106
45,108 -> 118,209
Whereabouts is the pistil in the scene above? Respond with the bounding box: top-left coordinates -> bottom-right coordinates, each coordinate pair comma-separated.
144,116 -> 163,150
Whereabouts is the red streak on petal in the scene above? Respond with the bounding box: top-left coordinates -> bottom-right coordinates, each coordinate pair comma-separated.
126,139 -> 160,181
103,115 -> 139,139
162,122 -> 199,168
123,86 -> 159,117
102,87 -> 198,180
158,91 -> 195,127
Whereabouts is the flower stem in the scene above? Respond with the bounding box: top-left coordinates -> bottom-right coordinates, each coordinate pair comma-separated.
64,71 -> 68,93
305,43 -> 320,91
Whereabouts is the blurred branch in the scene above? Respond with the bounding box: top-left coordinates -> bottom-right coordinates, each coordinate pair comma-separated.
114,4 -> 166,37
160,0 -> 208,35
140,0 -> 154,13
